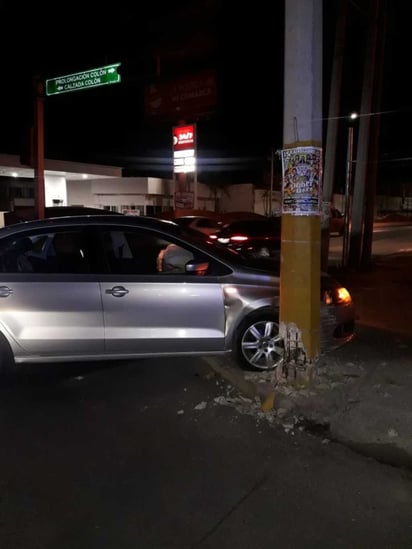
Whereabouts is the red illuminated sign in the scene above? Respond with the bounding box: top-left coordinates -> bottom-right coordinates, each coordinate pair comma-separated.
144,69 -> 217,125
173,125 -> 196,151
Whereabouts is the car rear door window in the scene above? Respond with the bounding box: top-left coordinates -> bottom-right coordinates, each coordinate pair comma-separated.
0,229 -> 91,274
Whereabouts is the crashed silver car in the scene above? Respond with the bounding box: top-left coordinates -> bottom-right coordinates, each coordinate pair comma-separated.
0,215 -> 355,374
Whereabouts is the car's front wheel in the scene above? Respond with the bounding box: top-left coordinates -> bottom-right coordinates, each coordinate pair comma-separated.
236,312 -> 284,371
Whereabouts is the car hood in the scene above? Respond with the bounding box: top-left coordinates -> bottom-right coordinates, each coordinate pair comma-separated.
235,256 -> 342,291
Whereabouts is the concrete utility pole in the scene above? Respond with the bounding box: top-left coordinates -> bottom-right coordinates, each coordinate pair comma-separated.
321,0 -> 347,272
361,0 -> 386,266
280,0 -> 323,385
348,0 -> 380,268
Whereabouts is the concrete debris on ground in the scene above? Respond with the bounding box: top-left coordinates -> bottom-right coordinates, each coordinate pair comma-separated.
203,252 -> 412,469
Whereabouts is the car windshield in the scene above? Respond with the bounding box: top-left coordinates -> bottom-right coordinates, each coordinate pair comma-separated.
173,217 -> 193,227
220,218 -> 281,236
174,217 -> 221,229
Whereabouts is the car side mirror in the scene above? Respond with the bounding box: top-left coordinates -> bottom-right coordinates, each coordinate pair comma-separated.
185,261 -> 209,275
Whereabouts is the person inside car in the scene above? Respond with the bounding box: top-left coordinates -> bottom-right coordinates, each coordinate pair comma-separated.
157,243 -> 208,275
157,243 -> 194,273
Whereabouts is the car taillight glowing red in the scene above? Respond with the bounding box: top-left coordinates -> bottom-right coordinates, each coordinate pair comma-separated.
230,235 -> 249,242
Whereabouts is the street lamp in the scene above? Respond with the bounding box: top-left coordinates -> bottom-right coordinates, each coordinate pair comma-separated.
342,112 -> 358,268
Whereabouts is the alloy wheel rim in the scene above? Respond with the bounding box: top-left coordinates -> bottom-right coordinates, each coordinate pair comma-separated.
241,320 -> 284,370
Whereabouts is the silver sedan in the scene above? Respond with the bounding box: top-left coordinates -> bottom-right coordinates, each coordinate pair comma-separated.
0,215 -> 355,374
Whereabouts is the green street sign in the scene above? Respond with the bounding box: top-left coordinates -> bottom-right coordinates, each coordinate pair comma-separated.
46,63 -> 121,96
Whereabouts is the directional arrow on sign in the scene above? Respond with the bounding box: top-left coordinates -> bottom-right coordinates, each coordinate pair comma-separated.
45,63 -> 122,96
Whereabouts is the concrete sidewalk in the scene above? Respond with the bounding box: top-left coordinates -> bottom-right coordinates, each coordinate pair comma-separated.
206,252 -> 412,470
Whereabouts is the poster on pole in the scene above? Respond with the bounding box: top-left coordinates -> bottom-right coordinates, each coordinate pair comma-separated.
281,146 -> 322,215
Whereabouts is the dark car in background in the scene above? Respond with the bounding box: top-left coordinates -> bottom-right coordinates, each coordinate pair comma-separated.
330,207 -> 345,236
172,215 -> 222,236
209,217 -> 282,259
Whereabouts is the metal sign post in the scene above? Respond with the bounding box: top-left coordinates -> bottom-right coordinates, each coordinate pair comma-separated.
33,77 -> 45,220
30,63 -> 121,219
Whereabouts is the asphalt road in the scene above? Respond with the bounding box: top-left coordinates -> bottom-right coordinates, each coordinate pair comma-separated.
328,222 -> 412,265
1,355 -> 412,548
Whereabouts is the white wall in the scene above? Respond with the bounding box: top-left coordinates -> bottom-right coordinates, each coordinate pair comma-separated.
66,176 -> 223,213
66,178 -> 408,219
148,177 -> 173,195
376,195 -> 403,213
44,175 -> 67,207
90,177 -> 149,194
332,193 -> 404,216
219,184 -> 255,212
67,177 -> 175,213
67,180 -> 92,206
195,181 -> 222,211
254,190 -> 282,216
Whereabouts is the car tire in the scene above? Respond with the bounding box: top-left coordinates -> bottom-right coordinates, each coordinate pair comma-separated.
0,333 -> 16,381
235,311 -> 284,371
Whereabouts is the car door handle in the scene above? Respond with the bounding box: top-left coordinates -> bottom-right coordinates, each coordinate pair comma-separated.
105,286 -> 129,297
0,286 -> 13,298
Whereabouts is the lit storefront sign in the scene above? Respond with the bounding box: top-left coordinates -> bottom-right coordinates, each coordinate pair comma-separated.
173,124 -> 196,174
145,70 -> 217,124
173,150 -> 196,173
173,123 -> 197,209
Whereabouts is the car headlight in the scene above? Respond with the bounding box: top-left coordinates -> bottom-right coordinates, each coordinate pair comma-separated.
324,286 -> 352,306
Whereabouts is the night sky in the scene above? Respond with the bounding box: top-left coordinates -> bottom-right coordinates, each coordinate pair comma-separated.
0,1 -> 411,186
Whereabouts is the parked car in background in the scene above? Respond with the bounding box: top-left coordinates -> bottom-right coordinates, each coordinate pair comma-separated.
0,215 -> 354,375
209,217 -> 282,259
172,215 -> 222,236
330,207 -> 345,236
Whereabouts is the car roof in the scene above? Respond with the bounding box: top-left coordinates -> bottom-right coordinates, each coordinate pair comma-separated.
0,215 -> 182,237
45,206 -> 123,217
7,206 -> 124,224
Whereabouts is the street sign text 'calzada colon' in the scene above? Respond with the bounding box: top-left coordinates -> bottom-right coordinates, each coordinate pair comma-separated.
46,63 -> 121,96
